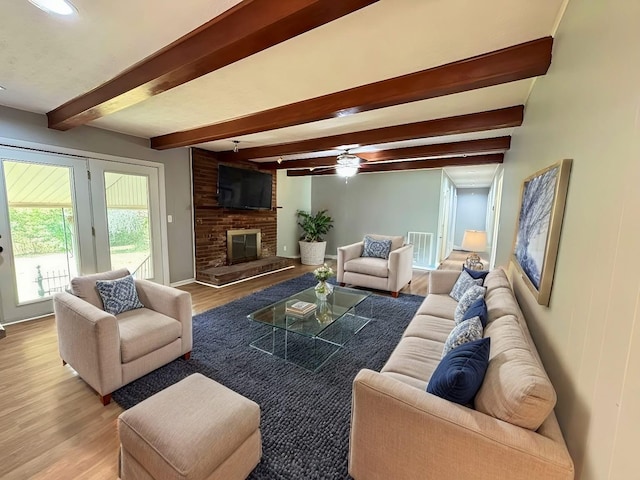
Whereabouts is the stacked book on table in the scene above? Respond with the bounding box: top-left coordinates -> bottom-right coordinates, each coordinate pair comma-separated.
285,300 -> 317,317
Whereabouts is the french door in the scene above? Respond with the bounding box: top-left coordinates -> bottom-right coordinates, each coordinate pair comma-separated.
0,148 -> 165,324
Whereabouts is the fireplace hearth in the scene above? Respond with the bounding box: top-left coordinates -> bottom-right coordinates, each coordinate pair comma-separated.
227,229 -> 261,264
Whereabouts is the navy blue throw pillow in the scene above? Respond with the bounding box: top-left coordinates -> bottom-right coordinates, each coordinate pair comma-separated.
462,298 -> 488,327
426,337 -> 491,405
463,266 -> 489,282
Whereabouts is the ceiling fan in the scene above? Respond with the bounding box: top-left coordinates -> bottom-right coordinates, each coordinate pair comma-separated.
335,151 -> 362,178
304,150 -> 363,178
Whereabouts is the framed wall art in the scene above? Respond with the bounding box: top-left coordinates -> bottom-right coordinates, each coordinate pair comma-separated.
512,158 -> 572,306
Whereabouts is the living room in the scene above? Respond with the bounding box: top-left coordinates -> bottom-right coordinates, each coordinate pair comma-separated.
0,1 -> 638,479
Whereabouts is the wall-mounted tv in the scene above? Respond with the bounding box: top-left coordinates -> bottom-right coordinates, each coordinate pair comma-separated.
217,164 -> 273,210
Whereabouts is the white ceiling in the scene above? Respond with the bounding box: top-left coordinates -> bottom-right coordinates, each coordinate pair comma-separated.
0,0 -> 568,176
444,164 -> 500,189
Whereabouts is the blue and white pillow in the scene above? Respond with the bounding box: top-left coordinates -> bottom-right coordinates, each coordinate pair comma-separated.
442,316 -> 484,357
450,270 -> 483,301
427,337 -> 491,405
362,236 -> 392,259
95,274 -> 144,316
454,285 -> 486,323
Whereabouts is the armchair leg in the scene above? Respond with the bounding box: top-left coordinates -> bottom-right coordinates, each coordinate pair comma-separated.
100,393 -> 112,406
340,283 -> 345,287
62,359 -> 67,366
183,351 -> 191,360
391,291 -> 399,298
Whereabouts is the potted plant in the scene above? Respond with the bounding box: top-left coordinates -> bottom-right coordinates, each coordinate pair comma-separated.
296,209 -> 334,265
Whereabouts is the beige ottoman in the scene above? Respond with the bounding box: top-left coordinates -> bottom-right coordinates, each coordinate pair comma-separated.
118,373 -> 261,480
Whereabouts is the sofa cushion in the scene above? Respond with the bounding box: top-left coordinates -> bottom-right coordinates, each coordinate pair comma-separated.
485,287 -> 521,323
427,337 -> 490,405
403,314 -> 455,343
381,337 -> 443,384
416,294 -> 457,320
344,257 -> 389,278
365,234 -> 404,252
362,235 -> 392,259
118,308 -> 182,363
454,285 -> 486,323
96,275 -> 144,316
461,298 -> 488,327
449,270 -> 483,301
475,346 -> 557,430
71,268 -> 130,309
442,317 -> 483,357
484,268 -> 511,292
483,315 -> 531,357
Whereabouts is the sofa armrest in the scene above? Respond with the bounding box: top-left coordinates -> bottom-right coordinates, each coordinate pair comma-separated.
428,269 -> 462,294
53,291 -> 122,396
387,244 -> 414,292
337,242 -> 364,282
349,369 -> 574,480
135,279 -> 193,353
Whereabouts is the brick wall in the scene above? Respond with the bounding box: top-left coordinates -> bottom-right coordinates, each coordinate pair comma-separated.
191,148 -> 277,281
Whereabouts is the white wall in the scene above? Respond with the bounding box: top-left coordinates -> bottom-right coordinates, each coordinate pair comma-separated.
495,1 -> 640,478
276,171 -> 311,257
453,188 -> 489,247
311,169 -> 442,264
0,106 -> 194,283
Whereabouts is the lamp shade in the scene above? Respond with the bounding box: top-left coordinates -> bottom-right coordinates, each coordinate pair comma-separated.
461,230 -> 487,252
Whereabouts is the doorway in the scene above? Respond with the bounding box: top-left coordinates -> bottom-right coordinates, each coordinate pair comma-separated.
0,148 -> 166,324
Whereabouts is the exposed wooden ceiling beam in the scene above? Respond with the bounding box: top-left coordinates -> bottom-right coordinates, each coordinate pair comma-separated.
47,0 -> 379,131
217,106 -> 523,161
258,137 -> 510,170
286,153 -> 504,176
151,37 -> 551,150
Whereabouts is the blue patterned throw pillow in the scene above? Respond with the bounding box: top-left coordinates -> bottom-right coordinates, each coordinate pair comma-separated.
442,316 -> 484,357
362,236 -> 392,259
95,274 -> 144,316
449,270 -> 483,301
454,285 -> 486,323
427,337 -> 491,405
461,298 -> 489,327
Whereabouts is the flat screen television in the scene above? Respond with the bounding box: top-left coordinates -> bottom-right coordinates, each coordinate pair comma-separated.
217,164 -> 273,210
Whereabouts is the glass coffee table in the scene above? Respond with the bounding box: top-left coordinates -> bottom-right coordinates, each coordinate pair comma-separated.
247,285 -> 372,372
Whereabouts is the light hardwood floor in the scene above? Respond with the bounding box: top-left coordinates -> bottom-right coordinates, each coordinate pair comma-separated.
0,262 -> 428,480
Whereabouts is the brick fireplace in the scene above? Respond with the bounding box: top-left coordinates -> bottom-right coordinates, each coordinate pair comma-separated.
192,148 -> 278,284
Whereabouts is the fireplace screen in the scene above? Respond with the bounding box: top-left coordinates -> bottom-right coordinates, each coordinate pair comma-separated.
227,229 -> 261,264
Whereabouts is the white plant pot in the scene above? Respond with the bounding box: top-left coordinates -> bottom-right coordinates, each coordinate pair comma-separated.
299,241 -> 327,266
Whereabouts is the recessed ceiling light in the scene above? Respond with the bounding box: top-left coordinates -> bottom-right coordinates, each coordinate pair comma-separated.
28,0 -> 78,16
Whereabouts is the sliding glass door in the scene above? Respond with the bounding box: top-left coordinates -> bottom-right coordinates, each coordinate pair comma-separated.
90,160 -> 165,284
0,149 -> 94,322
0,149 -> 166,324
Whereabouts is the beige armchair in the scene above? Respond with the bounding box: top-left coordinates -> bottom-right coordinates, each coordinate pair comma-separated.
53,269 -> 192,405
337,234 -> 414,297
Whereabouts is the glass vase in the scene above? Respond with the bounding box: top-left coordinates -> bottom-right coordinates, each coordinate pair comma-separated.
315,299 -> 333,323
315,280 -> 333,301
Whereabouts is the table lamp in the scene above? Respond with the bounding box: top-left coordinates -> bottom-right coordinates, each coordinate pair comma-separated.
461,230 -> 487,270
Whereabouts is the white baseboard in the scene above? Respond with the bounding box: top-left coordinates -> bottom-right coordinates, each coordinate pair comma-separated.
170,278 -> 195,287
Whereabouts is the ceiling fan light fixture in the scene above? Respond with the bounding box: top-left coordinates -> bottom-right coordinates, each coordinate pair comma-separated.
336,153 -> 361,178
28,0 -> 78,15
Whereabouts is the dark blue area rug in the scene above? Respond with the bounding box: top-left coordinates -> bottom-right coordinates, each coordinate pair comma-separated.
113,273 -> 423,480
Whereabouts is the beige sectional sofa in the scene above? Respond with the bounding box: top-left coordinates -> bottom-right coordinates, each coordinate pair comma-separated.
349,268 -> 574,480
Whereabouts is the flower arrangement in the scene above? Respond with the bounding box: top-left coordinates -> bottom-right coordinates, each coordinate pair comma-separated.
313,263 -> 335,282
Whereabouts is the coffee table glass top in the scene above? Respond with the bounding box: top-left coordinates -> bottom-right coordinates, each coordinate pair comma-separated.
247,285 -> 370,338
247,285 -> 372,371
